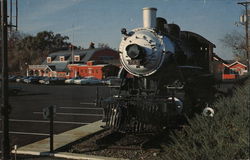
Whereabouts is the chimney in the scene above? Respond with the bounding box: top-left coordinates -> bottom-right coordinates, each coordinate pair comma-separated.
142,7 -> 157,28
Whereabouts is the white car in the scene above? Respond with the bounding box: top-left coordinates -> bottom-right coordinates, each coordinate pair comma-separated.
103,77 -> 122,86
76,76 -> 102,85
65,77 -> 82,84
73,78 -> 86,84
39,77 -> 50,84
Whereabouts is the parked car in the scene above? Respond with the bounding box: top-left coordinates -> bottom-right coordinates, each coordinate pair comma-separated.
39,77 -> 65,85
23,76 -> 43,84
73,78 -> 86,85
103,76 -> 122,86
51,77 -> 66,85
16,76 -> 27,83
65,77 -> 82,84
39,77 -> 50,84
76,76 -> 102,85
8,75 -> 18,82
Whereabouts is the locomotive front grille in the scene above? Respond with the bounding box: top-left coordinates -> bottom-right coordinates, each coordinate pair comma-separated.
102,96 -> 181,133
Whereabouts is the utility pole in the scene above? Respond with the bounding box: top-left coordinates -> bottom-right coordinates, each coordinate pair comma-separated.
8,0 -> 18,33
238,1 -> 250,71
16,0 -> 18,31
1,0 -> 11,159
10,0 -> 12,33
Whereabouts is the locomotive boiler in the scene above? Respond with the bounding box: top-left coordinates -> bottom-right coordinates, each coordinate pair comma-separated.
102,8 -> 217,132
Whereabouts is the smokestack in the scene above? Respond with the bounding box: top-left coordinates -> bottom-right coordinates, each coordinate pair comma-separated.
143,7 -> 157,28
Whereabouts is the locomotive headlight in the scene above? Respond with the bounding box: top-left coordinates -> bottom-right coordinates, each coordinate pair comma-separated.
119,28 -> 175,77
126,44 -> 145,59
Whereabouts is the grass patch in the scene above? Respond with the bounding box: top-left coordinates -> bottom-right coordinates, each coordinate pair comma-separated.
162,81 -> 250,160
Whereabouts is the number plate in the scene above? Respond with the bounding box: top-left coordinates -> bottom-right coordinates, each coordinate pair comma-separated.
128,60 -> 141,65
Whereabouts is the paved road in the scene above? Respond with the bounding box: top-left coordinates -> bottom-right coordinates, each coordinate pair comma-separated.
0,83 -> 112,150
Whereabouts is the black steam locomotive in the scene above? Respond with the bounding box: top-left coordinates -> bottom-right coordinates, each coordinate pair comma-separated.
101,8 -> 217,132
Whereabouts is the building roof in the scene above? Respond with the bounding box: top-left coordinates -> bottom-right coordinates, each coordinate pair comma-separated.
29,63 -> 69,72
42,48 -> 114,65
29,65 -> 50,70
228,61 -> 247,68
226,59 -> 248,65
48,62 -> 69,72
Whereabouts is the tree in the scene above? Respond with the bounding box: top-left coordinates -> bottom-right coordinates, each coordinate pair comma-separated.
8,31 -> 70,73
221,30 -> 246,61
97,43 -> 110,48
88,42 -> 95,49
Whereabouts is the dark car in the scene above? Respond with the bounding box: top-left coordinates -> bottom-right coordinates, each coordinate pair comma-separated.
16,76 -> 26,83
51,77 -> 66,85
103,76 -> 122,86
40,77 -> 66,85
23,76 -> 43,84
8,75 -> 18,82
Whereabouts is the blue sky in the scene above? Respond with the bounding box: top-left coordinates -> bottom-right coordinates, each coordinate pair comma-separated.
18,0 -> 243,59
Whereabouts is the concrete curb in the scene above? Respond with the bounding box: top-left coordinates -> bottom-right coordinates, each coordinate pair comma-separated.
14,120 -> 104,152
11,120 -> 128,160
54,152 -> 128,160
13,151 -> 128,160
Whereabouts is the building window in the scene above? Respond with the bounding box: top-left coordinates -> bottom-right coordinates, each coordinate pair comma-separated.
59,56 -> 65,62
47,57 -> 52,63
88,69 -> 93,74
74,55 -> 80,62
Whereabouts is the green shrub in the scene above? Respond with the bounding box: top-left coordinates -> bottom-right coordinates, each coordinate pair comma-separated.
162,81 -> 250,160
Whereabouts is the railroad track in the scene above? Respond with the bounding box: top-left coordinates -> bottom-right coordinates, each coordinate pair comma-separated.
67,126 -> 187,160
84,129 -> 172,151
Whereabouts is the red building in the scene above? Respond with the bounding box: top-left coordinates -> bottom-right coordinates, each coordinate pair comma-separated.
212,55 -> 248,80
28,48 -> 120,79
222,61 -> 248,79
212,54 -> 229,80
68,61 -> 119,79
227,61 -> 248,75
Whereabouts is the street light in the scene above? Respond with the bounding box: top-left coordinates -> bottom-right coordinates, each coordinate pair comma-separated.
25,62 -> 29,76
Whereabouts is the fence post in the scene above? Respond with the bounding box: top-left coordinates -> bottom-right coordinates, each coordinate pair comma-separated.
49,105 -> 54,153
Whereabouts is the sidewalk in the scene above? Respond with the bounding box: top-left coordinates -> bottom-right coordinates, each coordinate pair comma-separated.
12,121 -> 128,160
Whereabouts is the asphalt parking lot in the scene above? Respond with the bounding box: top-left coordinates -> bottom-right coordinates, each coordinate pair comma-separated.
0,83 -> 112,151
